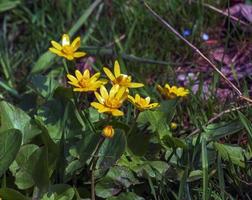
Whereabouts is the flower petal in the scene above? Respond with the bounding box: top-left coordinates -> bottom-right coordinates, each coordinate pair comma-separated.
67,74 -> 78,82
145,97 -> 150,104
100,85 -> 109,99
51,41 -> 62,50
111,109 -> 124,116
114,60 -> 121,78
103,67 -> 115,81
148,103 -> 159,109
127,95 -> 135,104
83,69 -> 90,79
73,52 -> 86,58
71,36 -> 81,51
89,72 -> 100,81
49,48 -> 64,56
109,84 -> 119,98
128,82 -> 144,88
115,86 -> 126,100
94,92 -> 105,104
91,102 -> 105,110
62,34 -> 70,46
75,70 -> 83,80
135,94 -> 141,102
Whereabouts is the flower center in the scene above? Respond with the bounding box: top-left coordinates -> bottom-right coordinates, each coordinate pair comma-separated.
114,75 -> 131,86
105,98 -> 122,109
62,45 -> 74,54
79,78 -> 89,88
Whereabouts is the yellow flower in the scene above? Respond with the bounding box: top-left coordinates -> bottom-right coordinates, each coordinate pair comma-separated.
67,69 -> 107,92
91,84 -> 128,116
170,122 -> 178,130
49,34 -> 86,60
128,94 -> 159,111
157,84 -> 189,99
102,125 -> 115,138
103,60 -> 144,88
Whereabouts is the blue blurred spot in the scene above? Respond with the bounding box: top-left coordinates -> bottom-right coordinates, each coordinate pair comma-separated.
182,29 -> 191,37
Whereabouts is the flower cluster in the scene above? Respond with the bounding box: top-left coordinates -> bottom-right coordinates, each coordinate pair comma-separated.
49,34 -> 189,138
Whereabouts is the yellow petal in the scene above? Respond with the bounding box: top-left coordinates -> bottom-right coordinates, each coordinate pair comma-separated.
98,79 -> 108,85
51,41 -> 62,50
49,48 -> 64,56
73,52 -> 86,58
114,60 -> 121,78
135,94 -> 141,102
103,67 -> 115,81
109,84 -> 120,98
67,74 -> 78,83
91,102 -> 105,110
111,109 -> 124,116
127,95 -> 135,104
83,69 -> 90,79
116,86 -> 126,99
128,82 -> 144,88
94,92 -> 105,104
145,97 -> 151,104
62,34 -> 70,46
90,72 -> 100,82
75,70 -> 83,80
73,88 -> 86,92
65,54 -> 74,60
148,103 -> 159,109
71,36 -> 81,51
100,85 -> 109,99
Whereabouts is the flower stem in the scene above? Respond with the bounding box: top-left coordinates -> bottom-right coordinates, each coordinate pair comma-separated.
90,136 -> 105,200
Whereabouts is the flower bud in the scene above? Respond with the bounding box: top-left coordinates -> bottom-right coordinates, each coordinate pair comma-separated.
170,122 -> 178,130
102,125 -> 115,139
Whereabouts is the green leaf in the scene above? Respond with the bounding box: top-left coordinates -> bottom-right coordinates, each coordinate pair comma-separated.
0,188 -> 30,200
96,166 -> 138,198
0,0 -> 21,13
0,129 -> 22,176
98,130 -> 126,169
204,120 -> 243,141
33,147 -> 49,191
202,136 -> 209,200
214,142 -> 246,167
238,111 -> 252,148
138,110 -> 171,137
30,0 -> 102,74
0,100 -> 41,144
107,192 -> 144,200
0,101 -> 41,144
9,144 -> 39,189
127,128 -> 150,156
36,100 -> 64,142
30,75 -> 59,98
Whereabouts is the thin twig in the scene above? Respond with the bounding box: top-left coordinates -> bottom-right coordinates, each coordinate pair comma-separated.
202,2 -> 249,26
188,105 -> 249,137
142,1 -> 252,103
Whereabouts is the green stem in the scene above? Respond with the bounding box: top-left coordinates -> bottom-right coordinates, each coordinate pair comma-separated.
63,59 -> 69,73
127,110 -> 140,137
90,136 -> 105,200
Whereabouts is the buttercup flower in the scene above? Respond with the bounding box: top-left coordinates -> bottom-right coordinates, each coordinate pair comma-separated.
49,34 -> 86,60
157,84 -> 189,99
67,69 -> 107,92
128,94 -> 159,111
102,125 -> 115,138
103,60 -> 144,88
91,84 -> 128,116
